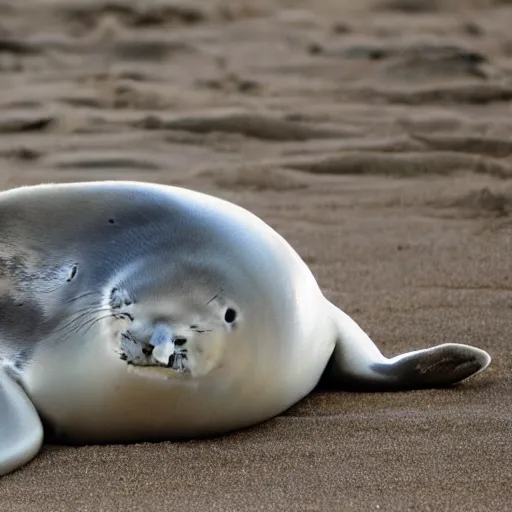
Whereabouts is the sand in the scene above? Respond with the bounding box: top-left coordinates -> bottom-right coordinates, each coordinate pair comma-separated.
1,0 -> 512,510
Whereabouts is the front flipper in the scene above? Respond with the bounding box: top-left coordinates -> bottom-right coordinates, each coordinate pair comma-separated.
0,369 -> 43,476
324,304 -> 491,390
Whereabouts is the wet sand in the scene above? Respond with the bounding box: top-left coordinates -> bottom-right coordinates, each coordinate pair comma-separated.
0,0 -> 511,510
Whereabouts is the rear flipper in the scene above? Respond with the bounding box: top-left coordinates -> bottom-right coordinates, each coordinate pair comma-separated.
0,368 -> 43,476
323,304 -> 491,391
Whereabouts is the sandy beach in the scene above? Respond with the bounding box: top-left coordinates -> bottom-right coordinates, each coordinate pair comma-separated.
0,0 -> 511,510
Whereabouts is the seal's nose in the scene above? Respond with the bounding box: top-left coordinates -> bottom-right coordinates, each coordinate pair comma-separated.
149,324 -> 173,347
149,324 -> 175,365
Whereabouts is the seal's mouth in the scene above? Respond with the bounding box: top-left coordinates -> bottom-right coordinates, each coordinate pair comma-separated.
119,325 -> 190,374
167,352 -> 188,372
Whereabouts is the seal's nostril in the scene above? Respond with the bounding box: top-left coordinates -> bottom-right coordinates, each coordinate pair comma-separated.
142,346 -> 153,357
174,337 -> 187,347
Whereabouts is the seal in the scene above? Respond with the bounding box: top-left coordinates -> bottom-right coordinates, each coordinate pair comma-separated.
0,181 -> 491,476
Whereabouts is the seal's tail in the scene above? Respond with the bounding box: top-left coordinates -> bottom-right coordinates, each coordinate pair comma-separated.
323,303 -> 491,391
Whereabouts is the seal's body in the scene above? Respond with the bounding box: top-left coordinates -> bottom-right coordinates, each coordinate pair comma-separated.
0,182 -> 491,476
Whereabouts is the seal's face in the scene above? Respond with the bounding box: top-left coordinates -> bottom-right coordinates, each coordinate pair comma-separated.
106,270 -> 240,379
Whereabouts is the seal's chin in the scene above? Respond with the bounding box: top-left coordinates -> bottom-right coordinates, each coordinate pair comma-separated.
126,363 -> 193,382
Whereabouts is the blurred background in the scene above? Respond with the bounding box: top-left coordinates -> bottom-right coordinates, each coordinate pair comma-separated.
3,0 -> 512,194
1,1 -> 512,511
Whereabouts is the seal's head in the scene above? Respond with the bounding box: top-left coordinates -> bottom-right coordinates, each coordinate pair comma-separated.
104,258 -> 243,379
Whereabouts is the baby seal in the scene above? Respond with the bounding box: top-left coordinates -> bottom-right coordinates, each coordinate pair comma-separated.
0,181 -> 491,476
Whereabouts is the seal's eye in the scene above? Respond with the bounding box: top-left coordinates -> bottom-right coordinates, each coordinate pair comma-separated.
224,308 -> 237,324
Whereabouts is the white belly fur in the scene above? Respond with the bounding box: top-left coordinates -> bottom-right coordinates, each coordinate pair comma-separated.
22,295 -> 336,443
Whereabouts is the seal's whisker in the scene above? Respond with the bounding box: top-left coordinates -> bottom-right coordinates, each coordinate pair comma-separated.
65,291 -> 98,304
52,311 -> 117,344
81,314 -> 117,336
53,305 -> 108,329
205,288 -> 223,306
65,303 -> 105,316
52,306 -> 111,336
